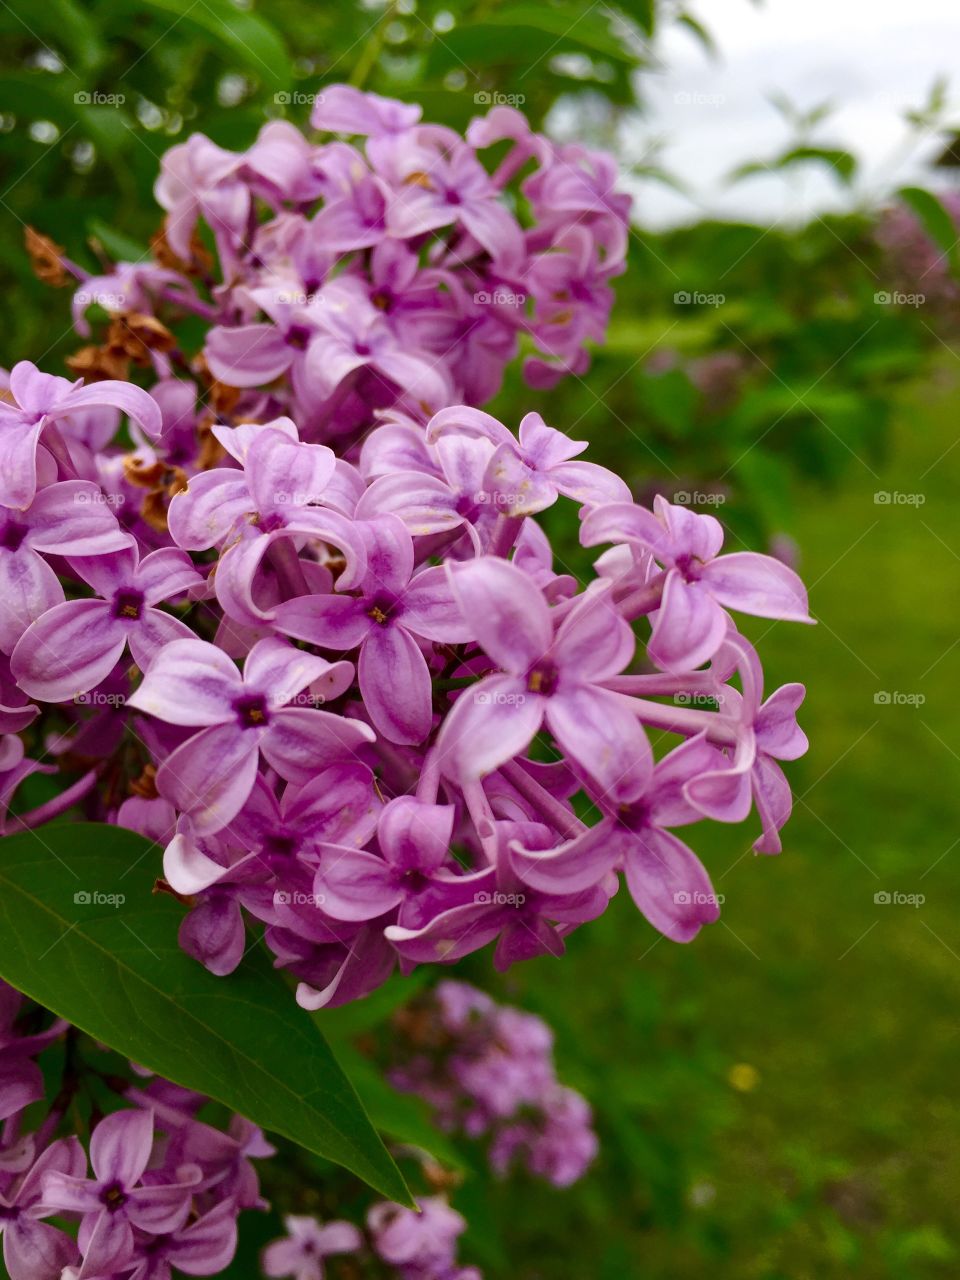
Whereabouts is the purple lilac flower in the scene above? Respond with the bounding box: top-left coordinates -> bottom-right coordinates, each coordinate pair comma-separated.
389,981 -> 598,1189
262,1215 -> 362,1280
12,545 -> 201,702
127,637 -> 373,834
0,362 -> 161,510
0,994 -> 270,1280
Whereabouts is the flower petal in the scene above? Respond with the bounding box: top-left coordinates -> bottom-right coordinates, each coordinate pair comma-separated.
11,600 -> 125,702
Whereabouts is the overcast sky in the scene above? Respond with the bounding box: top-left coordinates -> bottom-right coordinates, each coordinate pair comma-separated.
626,0 -> 960,226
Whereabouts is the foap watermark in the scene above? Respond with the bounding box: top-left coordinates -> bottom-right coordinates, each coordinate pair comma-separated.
474,91 -> 525,107
274,91 -> 324,107
74,889 -> 125,907
674,290 -> 725,307
673,891 -> 725,907
474,891 -> 526,906
271,290 -> 323,307
874,289 -> 925,308
74,91 -> 125,107
74,289 -> 128,310
874,890 -> 925,908
673,490 -> 725,507
674,691 -> 725,708
73,691 -> 127,708
473,289 -> 526,307
873,691 -> 925,707
674,90 -> 726,107
476,490 -> 524,509
73,490 -> 125,507
475,690 -> 526,706
874,490 -> 925,506
274,890 -> 327,907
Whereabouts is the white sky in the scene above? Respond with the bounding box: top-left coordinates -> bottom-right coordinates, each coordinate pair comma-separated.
626,0 -> 960,226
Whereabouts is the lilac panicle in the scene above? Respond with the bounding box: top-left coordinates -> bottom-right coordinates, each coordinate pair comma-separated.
2,84 -> 810,1016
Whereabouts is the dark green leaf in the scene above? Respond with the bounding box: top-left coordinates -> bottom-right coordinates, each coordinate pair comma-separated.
897,185 -> 960,277
134,0 -> 293,93
0,824 -> 411,1206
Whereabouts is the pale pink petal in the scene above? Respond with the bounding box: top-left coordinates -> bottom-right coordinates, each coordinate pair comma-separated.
157,724 -> 260,835
447,557 -> 550,674
435,674 -> 542,780
359,625 -> 432,745
261,708 -> 375,784
127,638 -> 240,725
546,686 -> 652,800
11,600 -> 124,702
623,828 -> 719,942
648,570 -> 728,672
700,551 -> 811,622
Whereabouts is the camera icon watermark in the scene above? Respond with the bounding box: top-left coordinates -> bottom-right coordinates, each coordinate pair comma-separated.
673,890 -> 725,906
674,290 -> 725,307
475,690 -> 526,706
873,690 -> 925,706
874,890 -> 924,907
674,90 -> 726,107
473,91 -> 526,107
74,889 -> 125,907
873,490 -> 925,506
274,91 -> 324,106
74,91 -> 125,107
874,289 -> 925,307
673,490 -> 726,507
473,289 -> 526,307
474,890 -> 526,906
274,889 -> 326,907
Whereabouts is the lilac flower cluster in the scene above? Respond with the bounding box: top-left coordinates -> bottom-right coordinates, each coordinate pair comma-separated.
389,981 -> 597,1188
69,84 -> 629,440
876,192 -> 960,314
264,1196 -> 479,1280
0,983 -> 272,1280
1,381 -> 810,1007
2,87 -> 810,1014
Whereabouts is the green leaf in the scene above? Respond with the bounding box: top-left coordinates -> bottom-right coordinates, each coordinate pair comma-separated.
328,1043 -> 466,1171
897,185 -> 960,277
87,218 -> 149,264
729,146 -> 857,186
0,824 -> 411,1206
428,5 -> 641,74
133,0 -> 293,93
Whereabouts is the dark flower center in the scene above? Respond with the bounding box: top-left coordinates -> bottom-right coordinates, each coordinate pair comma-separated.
285,324 -> 311,351
112,588 -> 144,621
0,522 -> 27,552
673,553 -> 702,583
526,660 -> 559,697
366,595 -> 397,626
101,1182 -> 128,1213
617,801 -> 650,832
234,693 -> 270,729
264,831 -> 298,859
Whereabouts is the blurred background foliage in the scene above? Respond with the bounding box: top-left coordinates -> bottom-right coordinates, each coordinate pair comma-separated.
3,2 -> 960,1277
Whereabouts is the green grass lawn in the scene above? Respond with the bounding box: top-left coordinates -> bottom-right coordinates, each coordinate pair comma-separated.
468,364 -> 960,1279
